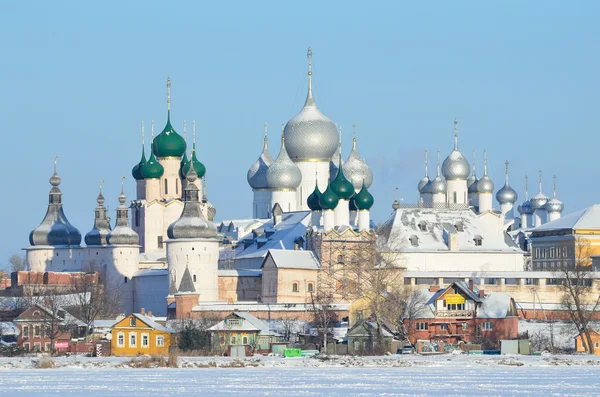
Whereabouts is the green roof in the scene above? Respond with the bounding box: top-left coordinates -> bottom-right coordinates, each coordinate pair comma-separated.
330,159 -> 354,199
182,145 -> 206,179
153,112 -> 186,158
354,182 -> 374,210
307,184 -> 322,211
142,143 -> 165,179
319,183 -> 339,210
132,147 -> 147,181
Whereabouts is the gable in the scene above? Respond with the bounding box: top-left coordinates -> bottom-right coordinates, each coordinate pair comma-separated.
113,315 -> 151,329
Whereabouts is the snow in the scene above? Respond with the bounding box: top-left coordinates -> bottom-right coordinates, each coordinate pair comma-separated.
1,355 -> 600,396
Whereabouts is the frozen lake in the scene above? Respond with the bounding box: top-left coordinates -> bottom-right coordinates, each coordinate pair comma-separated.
0,355 -> 599,396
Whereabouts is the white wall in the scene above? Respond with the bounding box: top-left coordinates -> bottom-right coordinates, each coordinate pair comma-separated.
133,273 -> 169,316
253,190 -> 272,219
446,180 -> 468,206
270,190 -> 297,214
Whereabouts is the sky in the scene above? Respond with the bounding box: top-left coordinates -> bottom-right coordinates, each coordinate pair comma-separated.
1,1 -> 599,263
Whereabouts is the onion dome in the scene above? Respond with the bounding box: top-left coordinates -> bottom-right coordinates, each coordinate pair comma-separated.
418,150 -> 431,193
545,175 -> 564,213
247,123 -> 274,189
442,119 -> 470,180
182,121 -> 206,178
476,150 -> 494,194
430,150 -> 447,194
329,135 -> 344,182
142,137 -> 164,179
283,48 -> 338,161
530,171 -> 549,210
467,150 -> 479,193
307,183 -> 322,211
518,176 -> 534,215
343,125 -> 373,191
106,178 -> 139,245
29,157 -> 82,246
85,181 -> 112,246
179,121 -> 189,179
496,161 -> 518,204
330,157 -> 355,200
167,154 -> 218,239
354,182 -> 374,210
392,200 -> 401,210
201,177 -> 217,222
319,183 -> 339,210
265,130 -> 302,190
153,77 -> 186,158
132,122 -> 147,181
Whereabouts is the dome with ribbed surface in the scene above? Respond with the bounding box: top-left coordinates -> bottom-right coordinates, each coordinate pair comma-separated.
530,192 -> 548,210
430,176 -> 447,194
106,181 -> 139,245
330,159 -> 355,200
343,134 -> 373,191
142,143 -> 164,179
354,183 -> 374,210
319,183 -> 339,210
545,177 -> 563,213
265,134 -> 302,190
168,161 -> 218,239
284,48 -> 338,161
477,175 -> 494,194
30,160 -> 82,247
247,129 -> 273,189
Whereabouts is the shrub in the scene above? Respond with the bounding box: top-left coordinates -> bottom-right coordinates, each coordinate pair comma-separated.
35,358 -> 54,369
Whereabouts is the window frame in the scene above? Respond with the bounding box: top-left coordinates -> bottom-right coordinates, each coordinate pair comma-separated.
482,321 -> 493,331
416,322 -> 428,331
156,335 -> 165,347
141,333 -> 149,348
129,332 -> 137,348
117,332 -> 125,347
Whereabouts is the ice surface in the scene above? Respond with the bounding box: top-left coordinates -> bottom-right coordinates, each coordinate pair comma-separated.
0,355 -> 599,396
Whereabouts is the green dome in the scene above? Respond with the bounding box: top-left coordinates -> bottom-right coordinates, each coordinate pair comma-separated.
307,184 -> 322,211
142,143 -> 164,179
354,182 -> 374,210
319,183 -> 339,210
153,113 -> 186,158
330,160 -> 354,200
132,147 -> 147,181
179,151 -> 189,179
182,146 -> 206,179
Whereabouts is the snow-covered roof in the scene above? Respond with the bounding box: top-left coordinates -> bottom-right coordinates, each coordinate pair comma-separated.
134,266 -> 168,278
131,313 -> 174,333
219,211 -> 311,268
91,319 -> 117,329
139,251 -> 167,263
208,312 -> 280,336
380,207 -> 522,253
218,269 -> 261,277
263,249 -> 320,270
476,292 -> 513,319
532,204 -> 600,233
348,321 -> 393,338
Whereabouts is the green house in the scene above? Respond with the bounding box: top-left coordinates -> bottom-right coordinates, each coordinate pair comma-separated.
346,320 -> 395,355
208,312 -> 281,353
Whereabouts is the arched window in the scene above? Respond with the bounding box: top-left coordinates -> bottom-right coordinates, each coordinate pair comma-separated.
337,255 -> 344,264
193,274 -> 197,283
124,277 -> 128,283
307,283 -> 314,293
292,282 -> 298,292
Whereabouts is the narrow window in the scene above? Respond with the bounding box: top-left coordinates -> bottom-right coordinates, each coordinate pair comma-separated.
164,179 -> 168,195
157,236 -> 164,249
292,283 -> 298,292
156,336 -> 164,347
307,283 -> 314,293
193,274 -> 197,283
129,317 -> 136,327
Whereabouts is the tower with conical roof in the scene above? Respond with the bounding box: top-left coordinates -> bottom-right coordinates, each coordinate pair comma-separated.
26,157 -> 82,272
166,151 -> 219,303
247,122 -> 274,218
442,119 -> 470,208
284,47 -> 339,210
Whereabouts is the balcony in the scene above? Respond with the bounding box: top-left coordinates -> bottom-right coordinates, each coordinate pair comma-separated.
434,310 -> 474,318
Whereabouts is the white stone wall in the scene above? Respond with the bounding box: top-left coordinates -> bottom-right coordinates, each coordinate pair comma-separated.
270,190 -> 297,214
446,180 -> 468,206
478,193 -> 493,213
253,190 -> 272,219
166,238 -> 219,302
145,179 -> 161,202
358,210 -> 370,231
158,158 -> 183,200
295,161 -> 330,211
26,247 -> 85,273
133,273 -> 169,316
334,199 -> 349,226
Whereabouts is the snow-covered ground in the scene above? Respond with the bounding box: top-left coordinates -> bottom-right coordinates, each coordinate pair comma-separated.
1,354 -> 600,396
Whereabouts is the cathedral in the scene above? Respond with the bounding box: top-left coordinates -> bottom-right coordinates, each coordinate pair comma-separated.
23,47 -> 564,321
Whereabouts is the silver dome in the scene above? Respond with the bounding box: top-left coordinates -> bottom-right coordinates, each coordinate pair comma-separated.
85,182 -> 112,246
421,179 -> 434,194
283,48 -> 339,161
106,179 -> 139,246
477,175 -> 494,194
441,120 -> 470,180
168,160 -> 218,239
343,136 -> 373,191
468,176 -> 480,194
519,200 -> 534,215
530,192 -> 549,210
496,184 -> 517,204
265,135 -> 302,190
247,126 -> 273,189
29,159 -> 82,247
430,176 -> 447,194
418,176 -> 430,193
545,176 -> 563,213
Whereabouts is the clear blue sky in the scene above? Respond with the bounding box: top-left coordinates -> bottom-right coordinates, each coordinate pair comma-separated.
2,1 -> 599,263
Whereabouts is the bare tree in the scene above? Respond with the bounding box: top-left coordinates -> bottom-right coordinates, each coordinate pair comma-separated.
309,288 -> 337,353
68,274 -> 122,329
386,287 -> 429,345
279,314 -> 299,342
556,237 -> 600,354
8,254 -> 26,273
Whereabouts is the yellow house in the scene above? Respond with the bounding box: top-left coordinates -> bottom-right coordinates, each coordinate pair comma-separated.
575,329 -> 600,355
111,313 -> 175,356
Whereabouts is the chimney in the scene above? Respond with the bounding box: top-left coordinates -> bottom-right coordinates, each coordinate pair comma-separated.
448,232 -> 459,251
147,310 -> 153,317
429,285 -> 440,293
479,289 -> 485,298
468,280 -> 474,291
140,308 -> 145,315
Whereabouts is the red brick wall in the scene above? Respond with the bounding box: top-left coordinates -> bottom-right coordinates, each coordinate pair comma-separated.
405,316 -> 519,345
